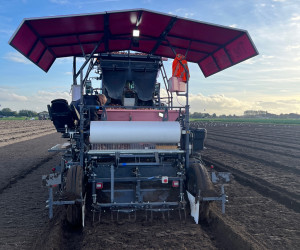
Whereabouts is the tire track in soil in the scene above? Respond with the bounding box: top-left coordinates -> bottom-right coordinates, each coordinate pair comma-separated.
206,143 -> 300,175
219,178 -> 300,249
34,207 -> 265,250
0,154 -> 58,194
0,133 -> 65,190
208,136 -> 300,159
203,146 -> 300,198
207,131 -> 300,151
201,157 -> 300,213
0,154 -> 64,250
206,128 -> 300,145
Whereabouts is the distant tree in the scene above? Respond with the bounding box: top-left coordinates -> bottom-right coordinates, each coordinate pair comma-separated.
1,108 -> 17,116
18,109 -> 38,117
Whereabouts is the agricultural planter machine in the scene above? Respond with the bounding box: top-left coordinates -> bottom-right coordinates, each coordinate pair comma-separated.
10,9 -> 258,226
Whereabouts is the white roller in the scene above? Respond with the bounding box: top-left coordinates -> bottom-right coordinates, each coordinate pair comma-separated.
90,121 -> 181,144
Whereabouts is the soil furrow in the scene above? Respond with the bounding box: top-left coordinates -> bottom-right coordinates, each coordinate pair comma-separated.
206,143 -> 300,175
206,129 -> 300,145
202,146 -> 300,197
0,153 -> 58,194
201,156 -> 300,213
207,131 -> 300,151
208,136 -> 300,159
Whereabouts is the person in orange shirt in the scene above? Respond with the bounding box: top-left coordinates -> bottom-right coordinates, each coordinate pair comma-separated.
172,54 -> 190,82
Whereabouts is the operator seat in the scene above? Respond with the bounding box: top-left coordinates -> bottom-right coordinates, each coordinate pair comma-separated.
48,99 -> 76,133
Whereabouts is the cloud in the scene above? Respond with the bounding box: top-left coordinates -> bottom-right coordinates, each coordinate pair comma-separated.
285,44 -> 300,51
186,93 -> 251,115
0,28 -> 13,35
0,88 -> 71,112
56,57 -> 86,64
255,98 -> 300,114
4,52 -> 31,64
173,8 -> 194,18
34,90 -> 71,100
0,88 -> 28,102
290,15 -> 300,21
184,13 -> 194,18
168,93 -> 300,115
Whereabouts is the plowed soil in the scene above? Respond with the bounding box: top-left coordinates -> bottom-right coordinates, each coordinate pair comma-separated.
0,120 -> 299,249
192,121 -> 300,249
0,120 -> 55,148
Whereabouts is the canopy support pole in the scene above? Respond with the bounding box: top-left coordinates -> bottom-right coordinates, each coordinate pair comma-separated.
150,17 -> 177,54
75,38 -> 104,79
79,70 -> 84,167
73,56 -> 77,85
160,61 -> 172,108
77,35 -> 86,58
185,40 -> 192,58
83,59 -> 96,85
168,41 -> 190,169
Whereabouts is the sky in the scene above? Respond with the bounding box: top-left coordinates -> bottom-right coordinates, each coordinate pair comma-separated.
0,0 -> 299,115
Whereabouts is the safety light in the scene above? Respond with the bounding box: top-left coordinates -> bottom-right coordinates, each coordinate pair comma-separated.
133,29 -> 140,37
172,180 -> 179,187
96,182 -> 103,189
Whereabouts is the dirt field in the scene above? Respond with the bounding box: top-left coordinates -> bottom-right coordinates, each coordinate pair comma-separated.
192,121 -> 300,249
0,120 -> 55,148
0,120 -> 299,249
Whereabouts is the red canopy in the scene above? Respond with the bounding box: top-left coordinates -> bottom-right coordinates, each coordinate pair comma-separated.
9,9 -> 258,77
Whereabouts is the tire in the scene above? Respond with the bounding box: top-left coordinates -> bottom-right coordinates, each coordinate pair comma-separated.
65,165 -> 83,199
186,160 -> 215,222
65,165 -> 84,226
66,204 -> 82,226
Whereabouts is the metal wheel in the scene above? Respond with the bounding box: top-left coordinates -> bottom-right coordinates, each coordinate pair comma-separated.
65,165 -> 84,226
186,160 -> 215,222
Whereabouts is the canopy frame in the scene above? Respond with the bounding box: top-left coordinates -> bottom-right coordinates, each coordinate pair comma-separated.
9,9 -> 258,76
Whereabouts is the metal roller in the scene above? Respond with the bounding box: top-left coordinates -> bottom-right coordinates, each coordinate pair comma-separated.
90,121 -> 181,144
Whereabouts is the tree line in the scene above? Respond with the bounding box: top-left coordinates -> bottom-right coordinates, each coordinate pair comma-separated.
0,108 -> 38,117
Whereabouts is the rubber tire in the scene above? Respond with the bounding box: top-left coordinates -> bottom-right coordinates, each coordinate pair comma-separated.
66,204 -> 82,227
186,161 -> 214,222
65,165 -> 83,226
65,165 -> 83,199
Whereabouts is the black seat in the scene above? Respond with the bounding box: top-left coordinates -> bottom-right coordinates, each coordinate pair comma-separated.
48,99 -> 75,133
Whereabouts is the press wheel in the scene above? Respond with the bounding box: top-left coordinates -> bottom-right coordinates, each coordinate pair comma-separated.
186,160 -> 215,222
65,165 -> 84,226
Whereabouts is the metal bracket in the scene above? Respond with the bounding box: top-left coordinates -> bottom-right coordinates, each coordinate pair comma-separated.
42,173 -> 61,186
211,172 -> 231,183
162,107 -> 169,121
101,107 -> 108,121
45,186 -> 81,219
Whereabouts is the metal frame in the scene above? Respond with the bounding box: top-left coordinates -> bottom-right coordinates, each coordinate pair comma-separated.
43,49 -> 230,224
